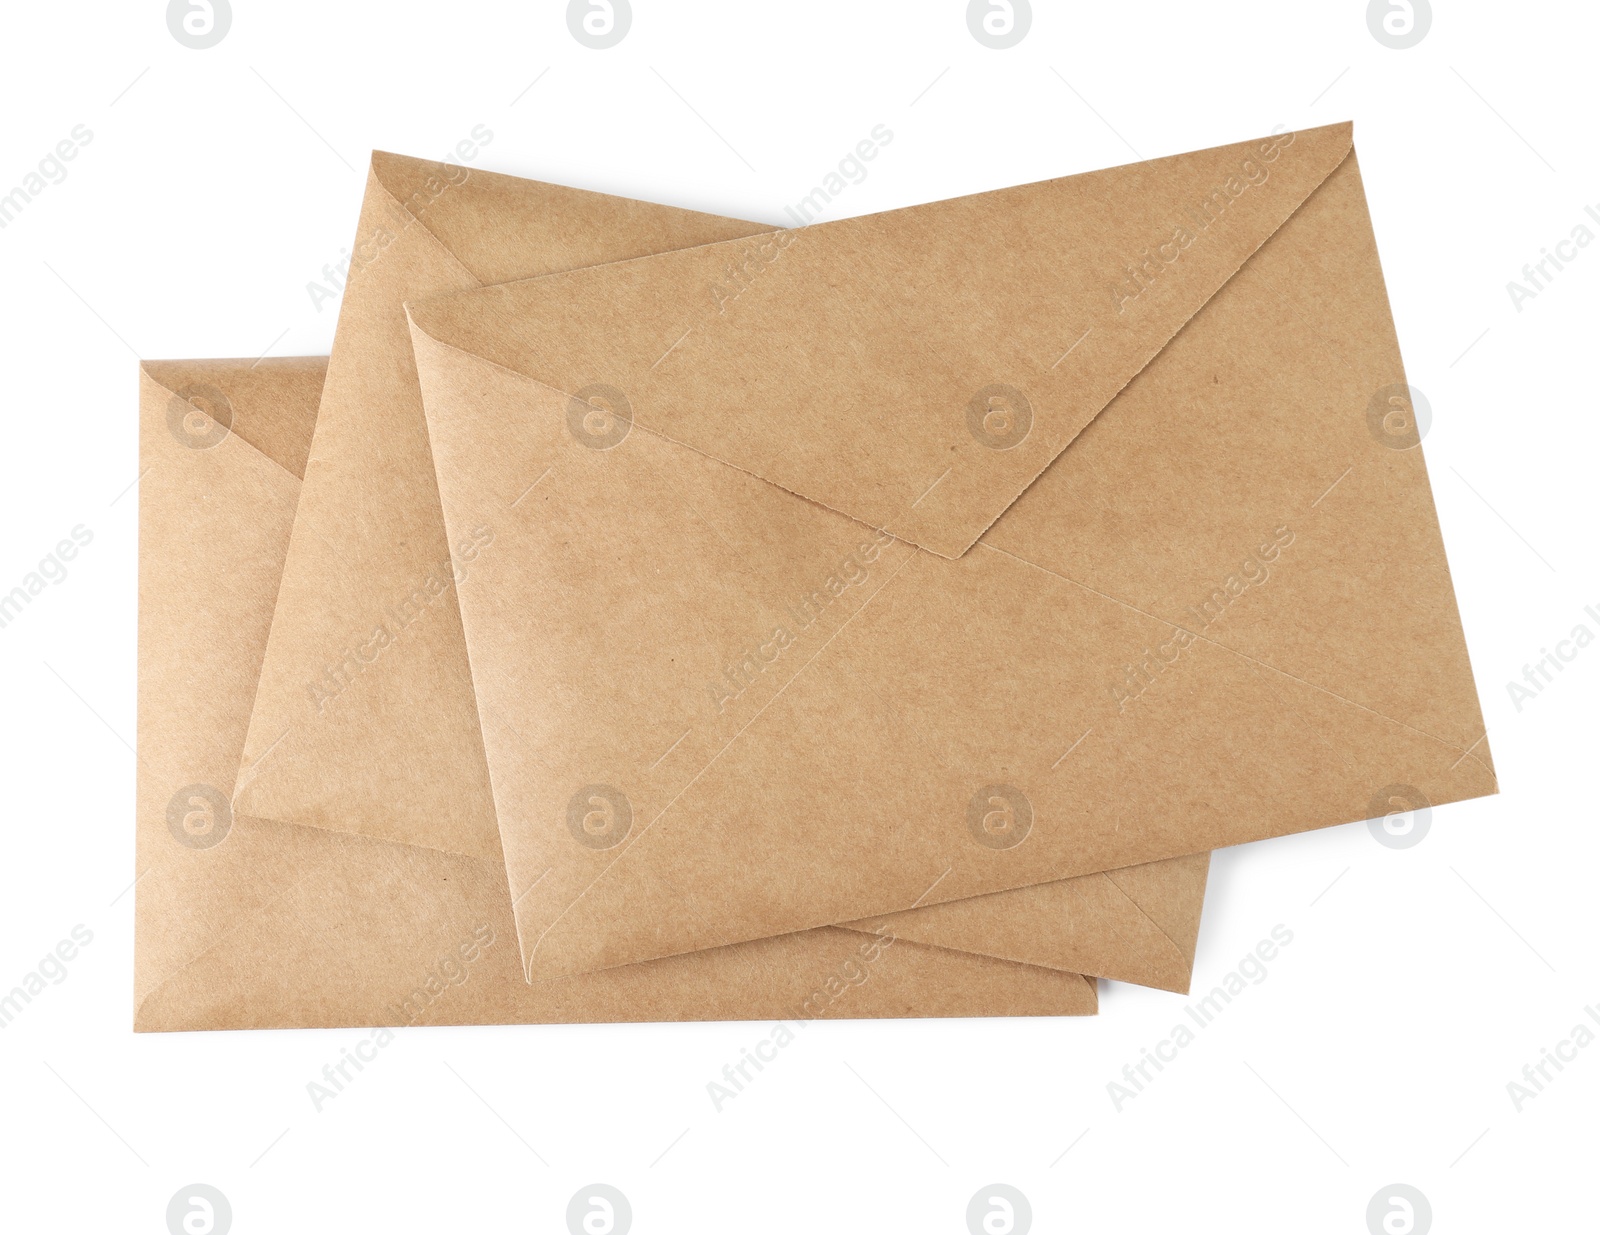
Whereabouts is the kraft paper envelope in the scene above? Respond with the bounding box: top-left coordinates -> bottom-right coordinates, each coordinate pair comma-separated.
136,356 -> 1101,1029
406,121 -> 1497,981
231,151 -> 1215,992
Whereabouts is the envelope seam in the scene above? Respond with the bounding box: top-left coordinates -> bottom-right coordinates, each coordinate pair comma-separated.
368,161 -> 492,289
406,319 -> 905,548
838,869 -> 1188,985
1097,871 -> 1191,982
367,165 -> 491,289
942,143 -> 1358,559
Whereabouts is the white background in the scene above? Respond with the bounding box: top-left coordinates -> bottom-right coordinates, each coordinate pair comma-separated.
0,1 -> 1594,1231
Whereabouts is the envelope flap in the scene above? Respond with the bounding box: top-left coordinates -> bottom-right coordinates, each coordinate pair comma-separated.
407,124 -> 1353,556
369,151 -> 766,285
847,852 -> 1210,992
141,358 -> 324,480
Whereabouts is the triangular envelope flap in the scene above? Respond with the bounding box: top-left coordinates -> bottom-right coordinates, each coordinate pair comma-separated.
142,358 -> 323,481
369,151 -> 770,285
1103,852 -> 1210,967
407,124 -> 1354,557
845,853 -> 1209,992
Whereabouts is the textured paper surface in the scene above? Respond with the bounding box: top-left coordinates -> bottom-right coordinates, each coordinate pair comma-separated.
227,152 -> 1214,991
410,124 -> 1496,980
135,357 -> 1099,1030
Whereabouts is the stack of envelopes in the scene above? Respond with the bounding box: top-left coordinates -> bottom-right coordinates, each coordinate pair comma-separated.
135,121 -> 1494,1031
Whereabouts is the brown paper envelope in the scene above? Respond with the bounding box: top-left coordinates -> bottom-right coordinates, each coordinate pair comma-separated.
137,356 -> 1098,1030
227,151 -> 1214,991
406,122 -> 1496,981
